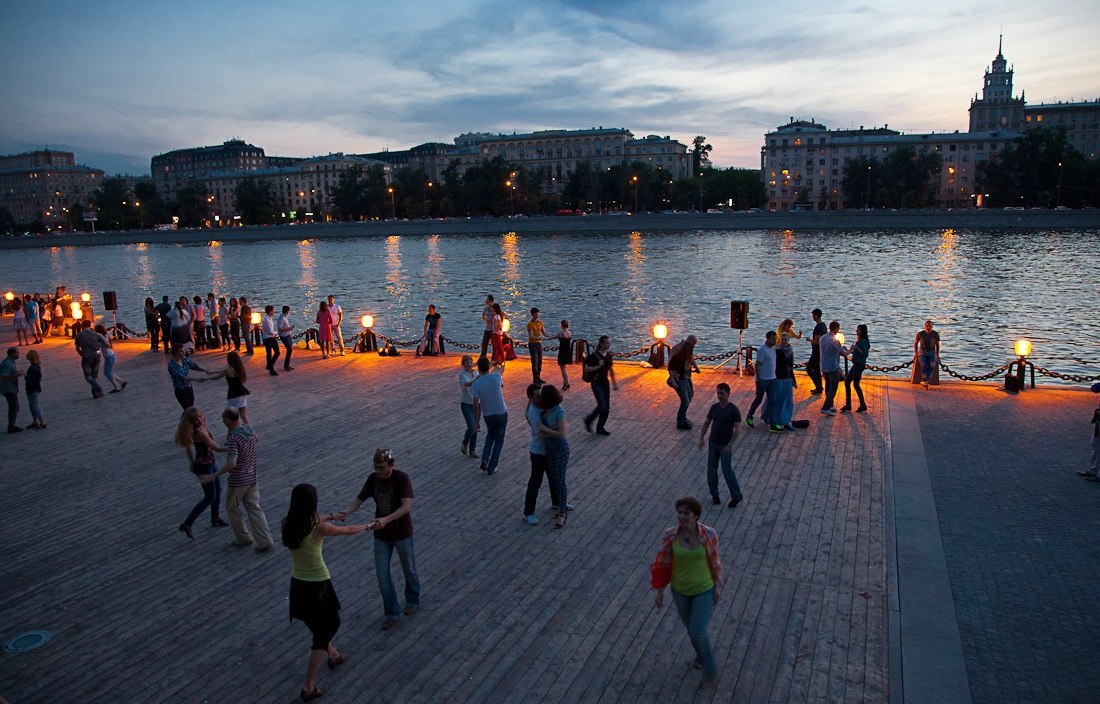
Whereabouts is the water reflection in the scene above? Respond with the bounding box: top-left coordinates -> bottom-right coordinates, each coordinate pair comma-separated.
500,231 -> 521,303
297,239 -> 318,304
207,240 -> 227,296
423,234 -> 445,301
385,235 -> 408,309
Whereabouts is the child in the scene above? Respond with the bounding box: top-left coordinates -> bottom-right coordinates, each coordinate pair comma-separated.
25,349 -> 45,429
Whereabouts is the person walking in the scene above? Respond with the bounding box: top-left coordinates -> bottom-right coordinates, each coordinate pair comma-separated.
650,496 -> 723,679
24,349 -> 45,430
277,305 -> 295,370
315,301 -> 334,359
206,351 -> 252,425
841,324 -> 870,413
24,295 -> 43,344
526,308 -> 546,383
282,483 -> 370,702
480,295 -> 495,358
94,324 -> 127,393
697,383 -> 744,507
74,320 -> 105,399
668,335 -> 699,430
144,297 -> 161,352
203,408 -> 274,552
539,384 -> 570,529
772,333 -> 797,431
522,384 -> 554,526
458,355 -> 480,458
167,345 -> 209,410
471,356 -> 507,475
1,348 -> 23,433
805,308 -> 826,394
913,320 -> 940,389
745,331 -> 777,428
336,448 -> 421,631
155,296 -> 173,354
583,335 -> 617,436
239,297 -> 254,355
261,305 -> 280,376
174,407 -> 229,539
327,295 -> 346,356
819,321 -> 847,415
555,319 -> 573,390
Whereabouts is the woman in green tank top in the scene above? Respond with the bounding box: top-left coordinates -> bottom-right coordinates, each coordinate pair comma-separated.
281,483 -> 372,702
649,496 -> 724,679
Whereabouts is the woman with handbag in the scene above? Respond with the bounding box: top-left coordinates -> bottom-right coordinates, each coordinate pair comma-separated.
281,483 -> 371,702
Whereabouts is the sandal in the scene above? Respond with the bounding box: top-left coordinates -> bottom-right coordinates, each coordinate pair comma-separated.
328,653 -> 348,670
300,686 -> 325,702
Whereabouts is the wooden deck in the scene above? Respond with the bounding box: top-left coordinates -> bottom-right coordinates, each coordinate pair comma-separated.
0,330 -> 889,703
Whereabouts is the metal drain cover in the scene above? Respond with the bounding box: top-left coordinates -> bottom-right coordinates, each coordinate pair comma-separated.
3,630 -> 52,653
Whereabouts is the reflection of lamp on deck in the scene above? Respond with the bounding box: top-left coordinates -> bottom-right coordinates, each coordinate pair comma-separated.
358,314 -> 378,352
1006,338 -> 1035,392
647,323 -> 670,368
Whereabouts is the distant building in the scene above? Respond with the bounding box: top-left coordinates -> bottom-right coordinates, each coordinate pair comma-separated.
624,135 -> 691,178
968,36 -> 1026,133
151,139 -> 295,201
360,142 -> 458,183
1023,101 -> 1100,159
0,150 -> 104,228
201,153 -> 391,222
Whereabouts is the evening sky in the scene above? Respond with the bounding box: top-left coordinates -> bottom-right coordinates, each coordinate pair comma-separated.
2,0 -> 1097,175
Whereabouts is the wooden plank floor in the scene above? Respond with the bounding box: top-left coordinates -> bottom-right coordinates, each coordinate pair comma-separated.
0,328 -> 888,703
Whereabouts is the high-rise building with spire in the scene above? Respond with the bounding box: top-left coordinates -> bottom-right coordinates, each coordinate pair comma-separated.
968,35 -> 1026,132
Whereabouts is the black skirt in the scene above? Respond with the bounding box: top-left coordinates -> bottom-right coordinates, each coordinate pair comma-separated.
557,340 -> 573,365
288,578 -> 341,622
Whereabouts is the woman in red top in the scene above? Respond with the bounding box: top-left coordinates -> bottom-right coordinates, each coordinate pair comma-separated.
315,301 -> 334,359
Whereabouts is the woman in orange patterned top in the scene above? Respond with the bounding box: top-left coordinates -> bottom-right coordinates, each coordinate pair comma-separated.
650,496 -> 723,678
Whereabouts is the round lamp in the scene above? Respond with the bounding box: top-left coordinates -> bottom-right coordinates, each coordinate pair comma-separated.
836,332 -> 846,346
3,291 -> 13,302
80,292 -> 91,303
362,314 -> 374,329
250,312 -> 261,326
501,318 -> 511,333
1014,339 -> 1032,357
653,323 -> 668,341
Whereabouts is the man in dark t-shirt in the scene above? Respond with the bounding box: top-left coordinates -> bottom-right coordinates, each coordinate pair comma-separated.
697,383 -> 744,508
583,335 -> 618,435
806,308 -> 827,394
338,448 -> 420,630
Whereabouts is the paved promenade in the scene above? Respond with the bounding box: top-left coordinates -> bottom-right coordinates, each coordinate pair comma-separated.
0,325 -> 1095,703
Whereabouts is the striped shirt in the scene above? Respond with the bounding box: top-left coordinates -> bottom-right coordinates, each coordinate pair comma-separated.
226,425 -> 259,487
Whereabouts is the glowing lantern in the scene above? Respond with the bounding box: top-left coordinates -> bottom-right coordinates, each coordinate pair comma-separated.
80,292 -> 91,303
362,314 -> 374,329
501,318 -> 511,333
71,302 -> 83,320
3,291 -> 13,302
250,312 -> 261,326
1014,339 -> 1032,357
653,323 -> 668,341
836,332 -> 845,346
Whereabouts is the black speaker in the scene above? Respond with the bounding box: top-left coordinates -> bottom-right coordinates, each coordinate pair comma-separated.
103,291 -> 118,311
730,301 -> 749,329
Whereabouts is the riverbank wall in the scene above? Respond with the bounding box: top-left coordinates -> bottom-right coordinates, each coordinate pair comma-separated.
2,208 -> 1098,249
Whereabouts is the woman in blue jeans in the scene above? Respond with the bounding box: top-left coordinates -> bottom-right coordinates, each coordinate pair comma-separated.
458,355 -> 479,457
174,407 -> 229,538
650,496 -> 723,678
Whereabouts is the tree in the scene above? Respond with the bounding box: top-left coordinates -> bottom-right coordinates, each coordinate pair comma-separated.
234,178 -> 278,225
691,136 -> 713,175
133,181 -> 169,228
976,127 -> 1099,208
174,182 -> 210,228
92,178 -> 134,230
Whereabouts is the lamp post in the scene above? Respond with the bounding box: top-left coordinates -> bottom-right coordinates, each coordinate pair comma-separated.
505,180 -> 515,217
250,311 -> 261,349
648,322 -> 670,368
864,164 -> 872,210
1056,162 -> 1064,208
630,175 -> 639,213
388,187 -> 396,220
358,314 -> 377,352
1007,338 -> 1035,391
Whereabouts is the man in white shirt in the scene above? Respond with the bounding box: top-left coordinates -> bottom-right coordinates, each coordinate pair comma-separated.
261,305 -> 280,376
745,330 -> 777,428
470,356 -> 507,475
205,292 -> 220,349
327,295 -> 345,356
277,305 -> 295,371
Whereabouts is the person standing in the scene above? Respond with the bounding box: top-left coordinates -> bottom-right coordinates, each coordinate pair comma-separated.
277,305 -> 295,370
745,331 -> 777,428
1,348 -> 23,433
841,324 -> 870,413
315,301 -> 334,359
239,297 -> 254,355
458,355 -> 480,458
74,320 -> 105,399
819,321 -> 847,415
1077,384 -> 1100,481
24,295 -> 42,344
583,335 -> 617,436
155,296 -> 173,354
697,383 -> 743,507
282,484 -> 368,702
336,448 -> 421,631
167,345 -> 208,410
480,295 -> 495,358
191,295 -> 207,351
228,298 -> 242,352
526,308 -> 546,383
94,324 -> 127,393
523,384 -> 553,526
24,349 -> 45,429
174,407 -> 229,539
489,303 -> 506,365
668,335 -> 699,430
805,308 -> 827,394
217,297 -> 231,351
144,297 -> 161,352
772,333 -> 797,431
556,319 -> 573,390
168,298 -> 193,352
205,293 -> 220,349
539,384 -> 570,529
471,356 -> 507,475
913,320 -> 940,389
327,295 -> 345,356
203,408 -> 273,552
650,496 -> 723,679
261,305 -> 280,376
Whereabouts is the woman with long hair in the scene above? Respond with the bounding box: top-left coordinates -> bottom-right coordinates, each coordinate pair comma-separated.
174,407 -> 228,538
144,297 -> 161,352
555,319 -> 572,390
772,333 -> 797,431
776,318 -> 802,342
94,324 -> 127,393
650,496 -> 723,679
282,483 -> 371,701
206,351 -> 251,425
12,299 -> 30,346
842,324 -> 871,413
458,355 -> 480,457
490,303 -> 506,365
315,301 -> 334,359
539,384 -> 570,528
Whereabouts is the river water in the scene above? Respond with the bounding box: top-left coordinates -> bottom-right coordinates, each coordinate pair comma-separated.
5,228 -> 1097,382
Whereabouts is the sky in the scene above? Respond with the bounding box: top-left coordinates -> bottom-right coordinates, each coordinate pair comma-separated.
2,0 -> 1098,176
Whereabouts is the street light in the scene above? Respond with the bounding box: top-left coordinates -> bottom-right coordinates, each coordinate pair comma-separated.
1056,161 -> 1064,208
630,175 -> 639,213
387,187 -> 396,219
648,322 -> 670,368
865,164 -> 872,209
505,180 -> 515,217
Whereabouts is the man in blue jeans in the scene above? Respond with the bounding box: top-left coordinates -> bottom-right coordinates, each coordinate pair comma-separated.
698,383 -> 744,508
471,356 -> 508,474
338,448 -> 420,631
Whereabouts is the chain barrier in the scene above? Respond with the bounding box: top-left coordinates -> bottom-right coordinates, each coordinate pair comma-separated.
865,359 -> 915,373
694,351 -> 739,362
938,361 -> 1013,382
1032,366 -> 1100,383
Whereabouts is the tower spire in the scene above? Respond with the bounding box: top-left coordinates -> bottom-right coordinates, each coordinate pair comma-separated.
998,33 -> 1003,58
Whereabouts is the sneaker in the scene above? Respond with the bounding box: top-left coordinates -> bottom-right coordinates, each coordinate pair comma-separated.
460,445 -> 467,456
784,424 -> 797,431
524,514 -> 539,526
820,408 -> 836,416
839,405 -> 851,413
7,426 -> 23,433
769,425 -> 785,433
596,429 -> 611,436
109,388 -> 120,394
856,405 -> 868,413
676,422 -> 692,430
550,503 -> 575,512
745,417 -> 754,428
